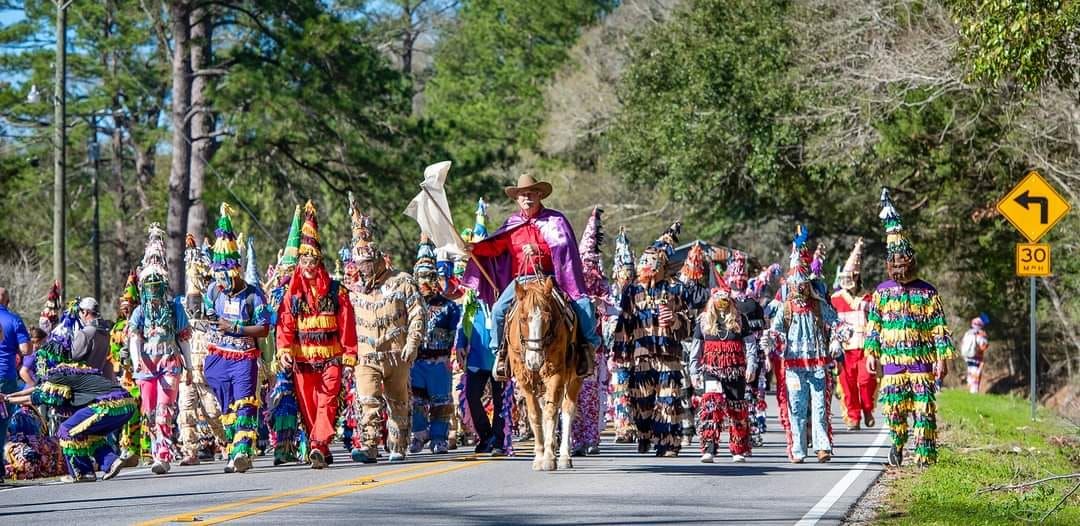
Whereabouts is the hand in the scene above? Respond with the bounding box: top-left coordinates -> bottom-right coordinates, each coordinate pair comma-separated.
216,318 -> 234,333
278,352 -> 294,370
658,305 -> 674,328
401,344 -> 418,363
745,369 -> 755,383
866,355 -> 877,374
462,243 -> 474,258
936,359 -> 949,381
692,374 -> 704,391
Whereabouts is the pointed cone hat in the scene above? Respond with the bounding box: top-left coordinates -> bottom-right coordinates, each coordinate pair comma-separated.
298,200 -> 322,260
138,223 -> 169,284
879,188 -> 914,259
211,203 -> 242,279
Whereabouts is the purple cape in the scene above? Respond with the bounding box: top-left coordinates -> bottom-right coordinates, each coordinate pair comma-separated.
463,208 -> 588,305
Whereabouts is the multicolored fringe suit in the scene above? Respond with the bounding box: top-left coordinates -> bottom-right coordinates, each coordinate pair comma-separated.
204,285 -> 271,461
277,276 -> 357,460
177,319 -> 227,461
129,298 -> 192,464
347,271 -> 424,460
264,204 -> 305,465
689,314 -> 758,458
607,283 -> 636,443
33,364 -> 137,478
769,298 -> 837,461
108,312 -> 143,460
734,295 -> 768,445
864,279 -> 954,464
571,303 -> 608,454
410,294 -> 461,452
831,289 -> 876,428
612,281 -> 691,455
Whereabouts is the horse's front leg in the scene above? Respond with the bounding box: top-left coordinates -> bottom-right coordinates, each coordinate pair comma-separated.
522,388 -> 545,471
541,374 -> 562,471
559,374 -> 583,469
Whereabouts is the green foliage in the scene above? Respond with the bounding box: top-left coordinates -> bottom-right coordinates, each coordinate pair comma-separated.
878,390 -> 1080,525
946,0 -> 1080,91
425,0 -> 616,166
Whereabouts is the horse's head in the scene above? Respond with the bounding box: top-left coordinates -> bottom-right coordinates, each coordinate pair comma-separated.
514,277 -> 557,372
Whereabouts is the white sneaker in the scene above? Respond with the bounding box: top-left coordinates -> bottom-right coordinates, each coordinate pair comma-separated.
232,454 -> 252,473
680,436 -> 692,448
700,452 -> 715,463
151,461 -> 171,475
732,454 -> 746,463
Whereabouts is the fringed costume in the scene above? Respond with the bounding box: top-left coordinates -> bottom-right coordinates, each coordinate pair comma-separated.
264,205 -> 305,465
343,197 -> 423,463
611,222 -> 691,456
865,189 -> 955,466
129,224 -> 193,473
571,207 -> 610,455
607,227 -> 637,443
830,238 -> 877,430
109,270 -> 144,461
276,201 -> 358,469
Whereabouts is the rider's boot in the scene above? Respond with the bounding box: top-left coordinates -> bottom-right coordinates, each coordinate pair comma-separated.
576,343 -> 595,377
492,346 -> 509,382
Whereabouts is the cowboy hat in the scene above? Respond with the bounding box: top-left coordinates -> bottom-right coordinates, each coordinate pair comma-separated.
504,173 -> 552,200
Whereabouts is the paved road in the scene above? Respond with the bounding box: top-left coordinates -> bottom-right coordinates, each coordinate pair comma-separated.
2,398 -> 889,525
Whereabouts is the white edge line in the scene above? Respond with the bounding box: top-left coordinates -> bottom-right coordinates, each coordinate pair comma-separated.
794,427 -> 890,526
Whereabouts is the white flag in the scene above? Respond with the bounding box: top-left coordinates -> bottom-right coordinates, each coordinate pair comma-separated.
404,161 -> 464,256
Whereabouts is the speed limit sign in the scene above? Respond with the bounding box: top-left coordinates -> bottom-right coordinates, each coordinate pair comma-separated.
1015,243 -> 1051,277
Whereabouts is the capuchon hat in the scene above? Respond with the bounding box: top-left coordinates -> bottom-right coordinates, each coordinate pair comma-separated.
349,192 -> 379,263
298,200 -> 323,259
879,188 -> 914,259
679,241 -> 706,283
138,223 -> 169,284
211,203 -> 242,281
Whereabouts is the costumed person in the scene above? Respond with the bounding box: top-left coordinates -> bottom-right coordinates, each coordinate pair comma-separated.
608,227 -> 637,443
177,234 -> 229,467
765,226 -> 839,463
571,206 -> 610,457
726,252 -> 771,447
457,200 -> 510,456
688,278 -> 758,463
276,200 -> 358,469
70,298 -> 115,381
611,222 -> 692,457
865,188 -> 955,467
409,236 -> 462,454
461,174 -> 601,381
4,310 -> 137,482
264,205 -> 306,466
128,224 -> 193,475
109,270 -> 144,467
675,241 -> 710,448
831,238 -> 877,430
343,196 -> 422,464
203,205 -> 272,473
961,315 -> 990,394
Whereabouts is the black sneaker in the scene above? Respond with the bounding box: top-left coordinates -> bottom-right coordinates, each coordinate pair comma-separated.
474,440 -> 493,455
309,450 -> 327,470
490,448 -> 507,457
888,446 -> 903,467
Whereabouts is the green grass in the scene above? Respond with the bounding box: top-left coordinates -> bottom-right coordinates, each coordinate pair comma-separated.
877,389 -> 1080,526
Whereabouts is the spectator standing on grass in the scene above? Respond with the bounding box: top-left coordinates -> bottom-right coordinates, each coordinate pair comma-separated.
960,315 -> 990,394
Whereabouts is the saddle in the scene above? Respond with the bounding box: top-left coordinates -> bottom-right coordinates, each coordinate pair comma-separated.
505,277 -> 591,376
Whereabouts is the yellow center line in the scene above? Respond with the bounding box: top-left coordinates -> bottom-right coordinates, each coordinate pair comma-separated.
197,459 -> 490,525
137,462 -> 440,526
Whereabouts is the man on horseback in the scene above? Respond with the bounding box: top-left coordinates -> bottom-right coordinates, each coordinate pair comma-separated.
462,174 -> 600,382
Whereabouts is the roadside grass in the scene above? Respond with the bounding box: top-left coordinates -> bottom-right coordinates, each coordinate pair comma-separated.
877,389 -> 1080,526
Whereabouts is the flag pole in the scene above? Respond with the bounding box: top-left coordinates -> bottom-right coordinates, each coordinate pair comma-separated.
420,185 -> 498,291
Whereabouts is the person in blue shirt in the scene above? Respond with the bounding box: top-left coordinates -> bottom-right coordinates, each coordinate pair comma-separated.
0,287 -> 32,482
456,288 -> 507,456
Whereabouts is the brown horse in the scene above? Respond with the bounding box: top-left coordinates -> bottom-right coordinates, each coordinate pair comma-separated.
507,277 -> 583,471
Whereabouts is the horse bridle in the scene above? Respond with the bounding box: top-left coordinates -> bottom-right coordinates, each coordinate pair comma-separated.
518,307 -> 557,352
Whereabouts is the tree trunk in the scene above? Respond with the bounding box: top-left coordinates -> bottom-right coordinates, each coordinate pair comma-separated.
166,0 -> 194,293
187,5 -> 214,241
107,3 -> 133,288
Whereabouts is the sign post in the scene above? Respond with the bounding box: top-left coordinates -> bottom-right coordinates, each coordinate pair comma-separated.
996,170 -> 1071,420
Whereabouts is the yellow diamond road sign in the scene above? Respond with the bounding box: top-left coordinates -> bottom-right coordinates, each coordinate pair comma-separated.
997,171 -> 1072,242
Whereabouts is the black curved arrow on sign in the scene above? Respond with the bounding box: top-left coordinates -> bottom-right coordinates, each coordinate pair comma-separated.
1015,190 -> 1049,224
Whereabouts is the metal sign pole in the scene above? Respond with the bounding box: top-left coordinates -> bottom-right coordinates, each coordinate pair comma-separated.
1030,276 -> 1037,420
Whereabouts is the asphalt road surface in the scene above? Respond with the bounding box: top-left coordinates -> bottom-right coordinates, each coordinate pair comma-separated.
2,397 -> 889,525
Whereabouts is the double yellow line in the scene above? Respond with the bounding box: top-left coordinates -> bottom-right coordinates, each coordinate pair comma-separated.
139,457 -> 489,525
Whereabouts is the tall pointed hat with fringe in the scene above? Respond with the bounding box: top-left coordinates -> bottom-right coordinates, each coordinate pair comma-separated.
414,234 -> 438,276
138,223 -> 169,285
244,234 -> 260,288
838,237 -> 864,280
679,241 -> 706,283
349,192 -> 378,262
184,233 -> 211,295
211,203 -> 242,281
298,200 -> 323,260
788,224 -> 813,284
578,206 -> 608,297
640,220 -> 681,272
278,204 -> 302,270
879,188 -> 914,259
612,226 -> 635,276
120,269 -> 140,306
